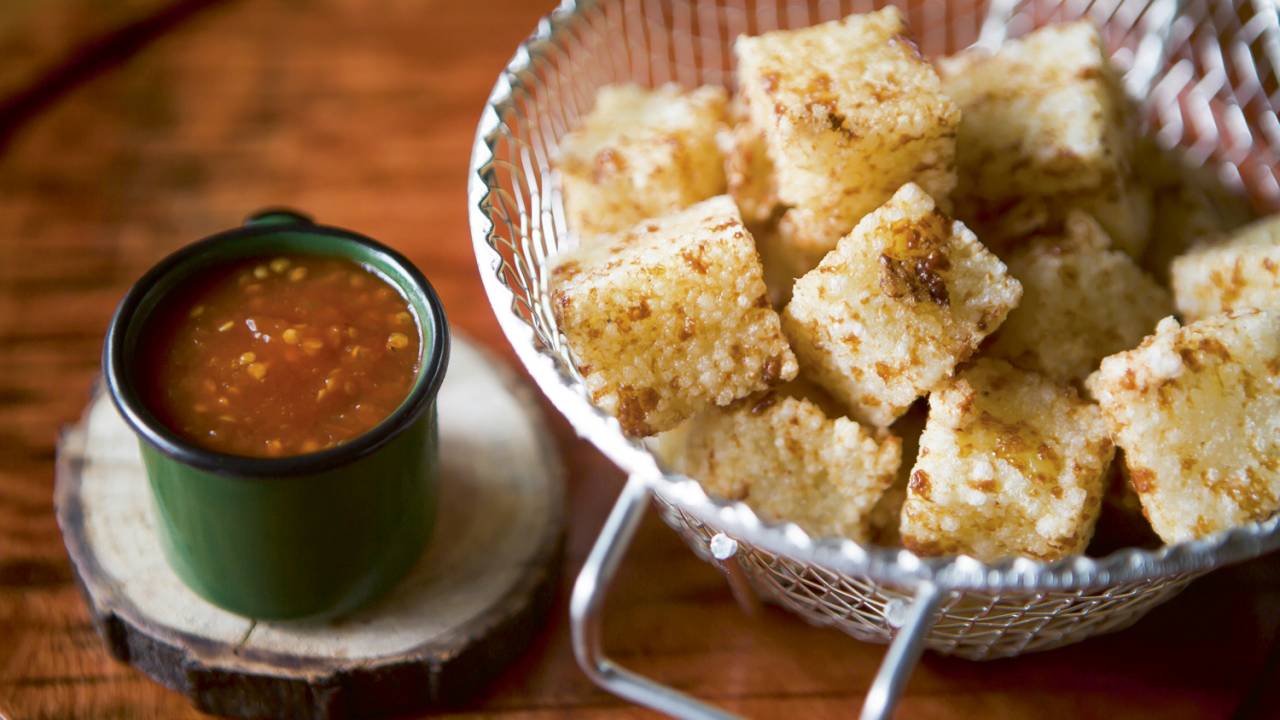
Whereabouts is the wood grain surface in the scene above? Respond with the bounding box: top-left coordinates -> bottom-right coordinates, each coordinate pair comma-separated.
1,1 -> 1280,718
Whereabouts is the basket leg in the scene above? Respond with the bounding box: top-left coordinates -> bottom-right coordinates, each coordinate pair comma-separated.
570,474 -> 739,720
858,582 -> 943,720
709,533 -> 762,616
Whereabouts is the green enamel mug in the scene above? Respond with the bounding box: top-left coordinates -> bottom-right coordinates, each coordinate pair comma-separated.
103,209 -> 449,620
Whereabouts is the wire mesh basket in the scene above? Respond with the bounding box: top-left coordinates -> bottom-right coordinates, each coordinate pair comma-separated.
467,0 -> 1280,717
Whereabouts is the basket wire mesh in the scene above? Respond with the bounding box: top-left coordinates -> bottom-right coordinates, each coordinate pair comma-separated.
468,0 -> 1280,717
657,497 -> 1197,660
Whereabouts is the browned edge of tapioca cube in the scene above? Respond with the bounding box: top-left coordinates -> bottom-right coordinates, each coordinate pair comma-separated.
781,182 -> 1021,428
550,195 -> 797,436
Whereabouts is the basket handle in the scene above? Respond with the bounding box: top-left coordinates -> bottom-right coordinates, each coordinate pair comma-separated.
570,473 -> 739,719
571,472 -> 945,719
859,582 -> 943,720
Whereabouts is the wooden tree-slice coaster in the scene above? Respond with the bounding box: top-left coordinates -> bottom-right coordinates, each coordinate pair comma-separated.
54,336 -> 565,720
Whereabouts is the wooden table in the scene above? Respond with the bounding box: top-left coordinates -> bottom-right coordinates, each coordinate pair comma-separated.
1,1 -> 1279,718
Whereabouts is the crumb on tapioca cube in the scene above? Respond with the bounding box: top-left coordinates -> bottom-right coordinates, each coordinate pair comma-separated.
550,195 -> 797,437
735,7 -> 959,253
900,358 -> 1114,562
939,21 -> 1145,254
556,83 -> 729,238
1085,311 -> 1280,544
781,182 -> 1022,428
987,212 -> 1172,383
673,380 -> 901,542
1171,214 -> 1280,321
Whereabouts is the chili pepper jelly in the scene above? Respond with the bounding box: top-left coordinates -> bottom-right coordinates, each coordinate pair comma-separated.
139,254 -> 422,458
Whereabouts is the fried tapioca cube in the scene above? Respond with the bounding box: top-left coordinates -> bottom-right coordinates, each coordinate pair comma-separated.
901,358 -> 1114,562
987,213 -> 1172,382
557,83 -> 729,237
1137,139 -> 1256,283
673,382 -> 901,542
735,7 -> 959,253
782,183 -> 1021,427
752,212 -> 828,308
722,102 -> 780,225
1086,311 -> 1280,543
1171,215 -> 1280,321
938,21 -> 1147,255
551,195 -> 797,436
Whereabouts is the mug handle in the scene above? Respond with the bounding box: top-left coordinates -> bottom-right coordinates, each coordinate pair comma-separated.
244,208 -> 314,227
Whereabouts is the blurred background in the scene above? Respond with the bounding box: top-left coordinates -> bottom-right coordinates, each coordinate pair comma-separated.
2,1 -> 1280,718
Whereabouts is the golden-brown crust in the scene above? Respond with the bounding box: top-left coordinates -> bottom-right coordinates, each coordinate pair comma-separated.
557,83 -> 730,238
673,387 -> 901,542
736,7 -> 959,253
900,358 -> 1113,562
986,212 -> 1172,383
782,183 -> 1021,427
551,196 -> 798,436
1171,214 -> 1280,321
1086,311 -> 1280,543
938,22 -> 1148,256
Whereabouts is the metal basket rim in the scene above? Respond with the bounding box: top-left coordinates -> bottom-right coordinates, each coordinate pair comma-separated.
466,0 -> 1280,592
